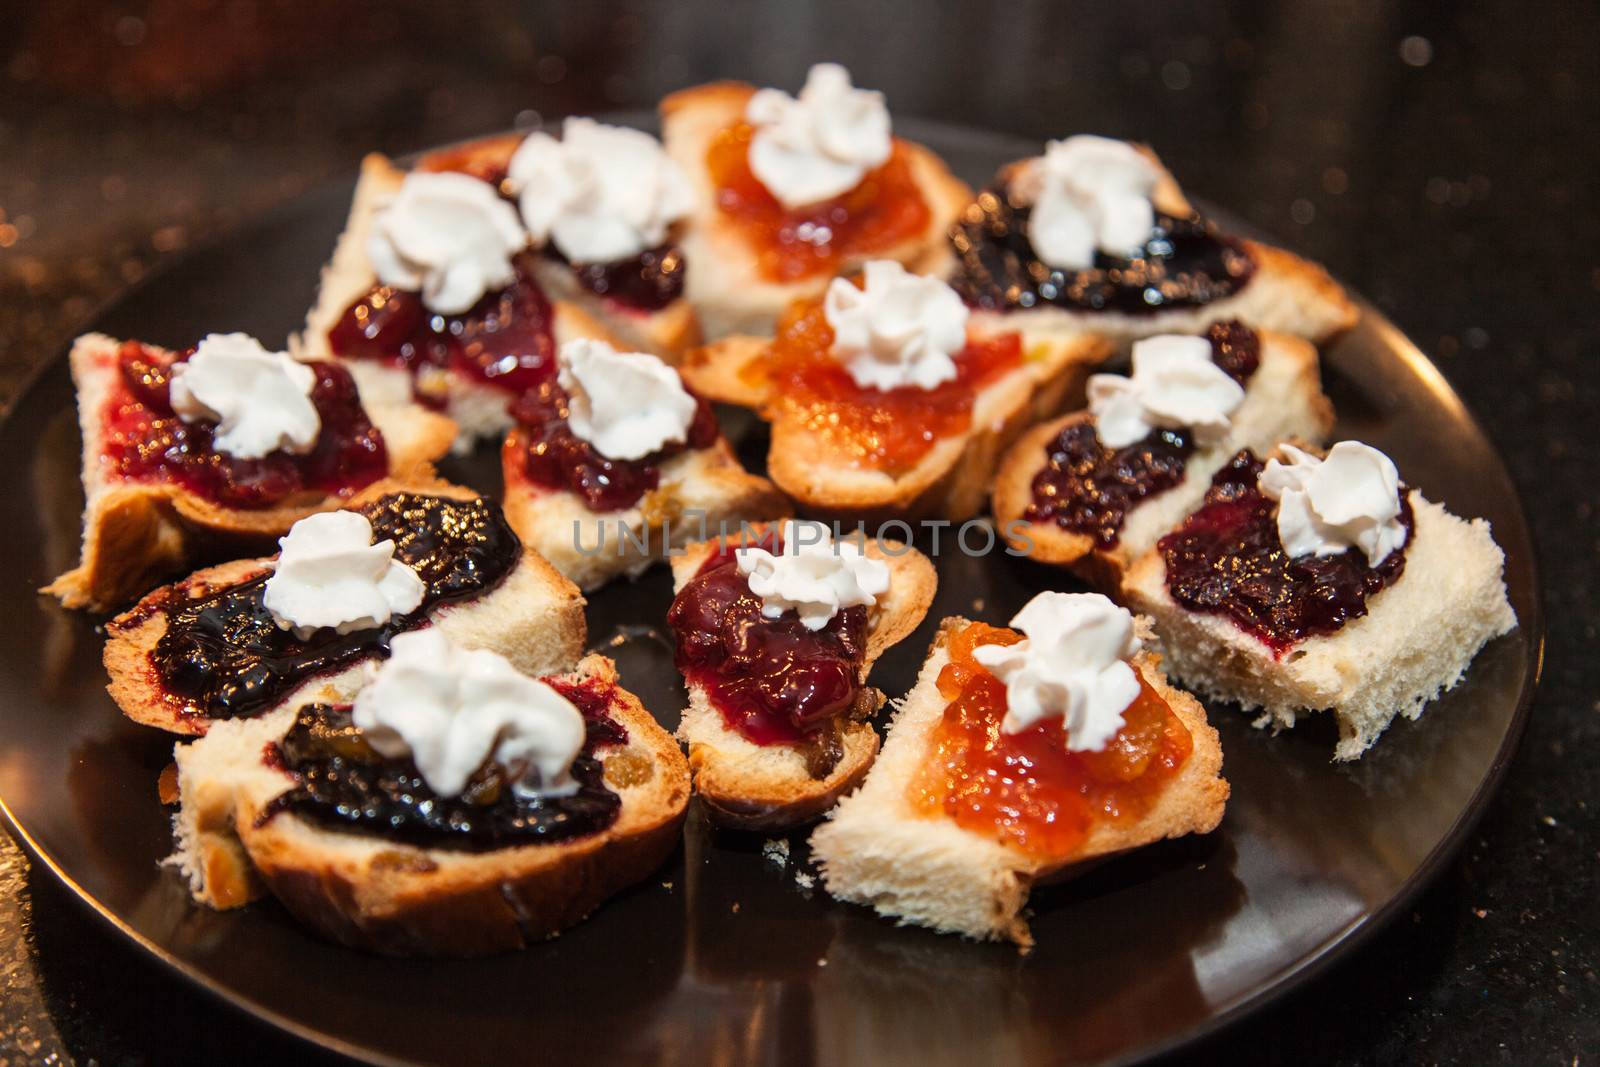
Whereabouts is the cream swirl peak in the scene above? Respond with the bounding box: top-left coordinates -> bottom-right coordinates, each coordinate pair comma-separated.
352,629 -> 587,798
509,117 -> 695,265
735,520 -> 891,632
745,63 -> 892,209
1260,442 -> 1409,567
169,332 -> 320,460
368,171 -> 526,314
262,511 -> 426,639
1087,334 -> 1246,449
556,338 -> 698,462
972,592 -> 1143,752
1013,135 -> 1163,271
824,260 -> 968,391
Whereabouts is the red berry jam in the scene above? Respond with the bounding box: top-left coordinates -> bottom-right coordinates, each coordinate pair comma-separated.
102,342 -> 387,510
1026,322 -> 1261,547
752,295 -> 1022,476
909,622 -> 1192,860
503,378 -> 720,513
666,536 -> 873,776
136,493 -> 521,721
261,677 -> 626,851
1158,451 -> 1414,655
706,121 -> 932,283
948,186 -> 1256,314
327,251 -> 557,409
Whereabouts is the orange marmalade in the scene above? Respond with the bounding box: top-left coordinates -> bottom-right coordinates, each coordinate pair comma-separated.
706,121 -> 931,282
759,298 -> 1022,475
909,622 -> 1193,860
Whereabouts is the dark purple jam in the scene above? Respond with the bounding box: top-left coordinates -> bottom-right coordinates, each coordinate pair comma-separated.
507,379 -> 720,513
1025,321 -> 1262,547
1158,451 -> 1414,655
328,251 -> 557,408
105,342 -> 388,510
260,680 -> 625,850
666,537 -> 872,777
142,493 -> 521,720
554,244 -> 686,313
948,187 -> 1256,315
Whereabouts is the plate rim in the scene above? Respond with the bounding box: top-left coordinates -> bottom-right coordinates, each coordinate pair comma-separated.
0,120 -> 1546,1067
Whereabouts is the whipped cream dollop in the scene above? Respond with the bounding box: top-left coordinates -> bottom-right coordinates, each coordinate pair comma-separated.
352,629 -> 587,798
824,260 -> 969,391
745,62 -> 893,209
972,592 -> 1143,752
735,519 -> 891,632
1012,135 -> 1162,271
262,511 -> 426,639
508,117 -> 695,264
168,333 -> 320,460
1087,334 -> 1245,449
556,338 -> 698,462
368,171 -> 526,315
1259,442 -> 1409,567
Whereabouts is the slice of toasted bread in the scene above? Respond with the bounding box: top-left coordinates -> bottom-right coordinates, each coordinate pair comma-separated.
661,81 -> 972,339
104,480 -> 586,736
993,329 -> 1334,591
959,153 -> 1359,348
43,333 -> 457,613
501,433 -> 790,592
294,153 -> 631,442
169,653 -> 689,955
667,523 -> 936,831
681,330 -> 1112,520
809,617 -> 1228,949
1122,486 -> 1517,760
413,133 -> 703,362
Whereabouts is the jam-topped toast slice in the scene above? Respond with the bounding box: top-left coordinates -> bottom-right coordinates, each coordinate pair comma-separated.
500,338 -> 789,592
681,262 -> 1111,521
296,153 -> 630,444
45,332 -> 456,612
169,650 -> 689,955
104,480 -> 586,736
948,136 -> 1358,348
665,520 -> 935,831
992,323 -> 1333,591
661,65 -> 971,339
810,601 -> 1228,950
1121,442 -> 1517,759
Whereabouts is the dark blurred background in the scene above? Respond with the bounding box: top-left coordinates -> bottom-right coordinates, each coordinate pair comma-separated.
2,1 -> 1596,1063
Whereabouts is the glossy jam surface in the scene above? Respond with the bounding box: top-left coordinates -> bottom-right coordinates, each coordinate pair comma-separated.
761,299 -> 1022,475
328,252 -> 557,408
1159,451 -> 1415,654
666,538 -> 871,776
505,379 -> 720,512
948,187 -> 1255,315
103,342 -> 387,509
263,681 -> 626,851
909,622 -> 1193,860
145,493 -> 521,720
1026,321 -> 1262,547
706,121 -> 931,283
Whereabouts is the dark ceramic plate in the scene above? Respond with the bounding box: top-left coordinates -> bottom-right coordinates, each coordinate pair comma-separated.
0,122 -> 1541,1067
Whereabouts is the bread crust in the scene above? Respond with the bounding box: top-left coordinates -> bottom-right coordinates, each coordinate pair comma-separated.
174,655 -> 690,955
681,330 -> 1112,521
666,522 -> 937,830
661,80 -> 972,339
43,333 -> 456,612
501,432 -> 790,592
809,617 -> 1229,948
104,479 -> 586,735
992,329 -> 1334,592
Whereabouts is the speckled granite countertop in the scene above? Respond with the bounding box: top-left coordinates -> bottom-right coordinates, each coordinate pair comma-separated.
2,2 -> 1595,1063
